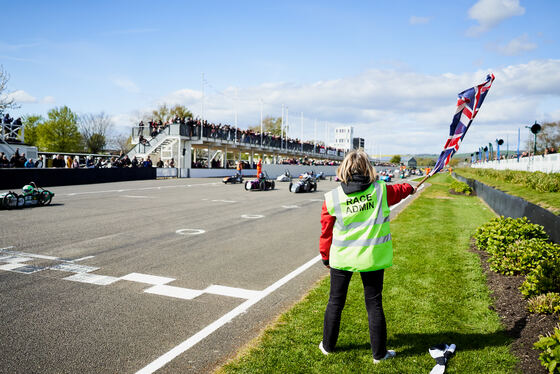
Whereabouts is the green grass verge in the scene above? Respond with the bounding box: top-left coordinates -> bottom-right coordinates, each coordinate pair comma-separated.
218,174 -> 518,373
455,168 -> 560,215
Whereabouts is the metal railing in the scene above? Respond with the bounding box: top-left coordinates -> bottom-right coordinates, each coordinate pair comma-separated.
129,123 -> 345,160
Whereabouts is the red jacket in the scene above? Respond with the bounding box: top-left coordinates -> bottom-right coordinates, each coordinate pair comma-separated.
319,183 -> 414,265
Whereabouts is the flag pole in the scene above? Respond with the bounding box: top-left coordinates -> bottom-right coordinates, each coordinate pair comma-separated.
415,173 -> 431,188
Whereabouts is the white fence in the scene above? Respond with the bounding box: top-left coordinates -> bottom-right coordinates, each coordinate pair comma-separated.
156,168 -> 178,178
471,153 -> 560,173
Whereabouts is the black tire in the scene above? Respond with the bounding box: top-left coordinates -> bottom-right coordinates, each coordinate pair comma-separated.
289,182 -> 293,192
260,181 -> 265,191
2,192 -> 17,210
244,181 -> 251,191
39,191 -> 53,206
271,181 -> 275,190
304,183 -> 310,192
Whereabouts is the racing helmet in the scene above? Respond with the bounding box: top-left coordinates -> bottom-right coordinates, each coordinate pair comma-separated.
22,184 -> 34,195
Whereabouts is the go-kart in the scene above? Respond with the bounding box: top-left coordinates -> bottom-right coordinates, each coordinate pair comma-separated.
276,170 -> 291,182
316,172 -> 326,180
380,175 -> 391,182
289,173 -> 317,193
222,173 -> 243,184
245,173 -> 275,191
1,182 -> 54,209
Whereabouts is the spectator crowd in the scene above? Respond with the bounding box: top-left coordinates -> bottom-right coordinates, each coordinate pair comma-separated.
136,116 -> 344,157
1,113 -> 23,143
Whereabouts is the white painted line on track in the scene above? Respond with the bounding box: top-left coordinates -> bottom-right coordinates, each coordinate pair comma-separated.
0,247 -> 97,263
144,285 -> 204,300
0,248 -> 58,261
282,205 -> 299,209
135,255 -> 321,374
64,273 -> 120,286
120,273 -> 175,285
204,285 -> 262,300
123,195 -> 151,199
211,199 -> 236,203
175,229 -> 205,235
49,263 -> 99,273
241,214 -> 264,219
0,263 -> 26,271
2,256 -> 33,263
73,255 -> 95,262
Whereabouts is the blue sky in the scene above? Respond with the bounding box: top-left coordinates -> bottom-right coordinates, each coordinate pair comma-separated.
2,0 -> 559,154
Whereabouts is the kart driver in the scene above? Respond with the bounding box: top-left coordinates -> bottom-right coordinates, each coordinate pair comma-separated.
256,158 -> 262,178
318,150 -> 416,363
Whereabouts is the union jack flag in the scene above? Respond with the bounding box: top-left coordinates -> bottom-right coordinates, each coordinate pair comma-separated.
430,74 -> 495,175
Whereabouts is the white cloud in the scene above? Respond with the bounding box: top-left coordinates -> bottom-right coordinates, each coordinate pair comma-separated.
490,34 -> 537,56
467,0 -> 525,36
111,113 -> 138,130
1,89 -> 37,103
158,88 -> 203,107
409,16 -> 430,25
113,78 -> 140,93
42,96 -> 56,104
127,59 -> 560,154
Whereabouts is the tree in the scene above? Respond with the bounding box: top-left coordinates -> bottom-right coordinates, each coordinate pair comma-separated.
524,121 -> 560,154
22,114 -> 43,146
36,106 -> 83,152
538,121 -> 559,151
390,155 -> 401,164
111,132 -> 133,154
80,112 -> 113,154
0,65 -> 20,115
249,116 -> 282,136
151,104 -> 193,123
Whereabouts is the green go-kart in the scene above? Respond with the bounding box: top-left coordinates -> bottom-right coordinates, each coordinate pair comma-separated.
1,182 -> 55,209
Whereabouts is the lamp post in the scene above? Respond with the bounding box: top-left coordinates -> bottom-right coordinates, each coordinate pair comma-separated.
525,121 -> 541,155
496,138 -> 504,160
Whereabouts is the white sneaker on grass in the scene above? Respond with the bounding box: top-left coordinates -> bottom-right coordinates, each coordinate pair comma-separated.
373,350 -> 396,363
318,341 -> 330,355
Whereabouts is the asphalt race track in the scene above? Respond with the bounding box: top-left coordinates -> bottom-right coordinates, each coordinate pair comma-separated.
0,176 -> 418,373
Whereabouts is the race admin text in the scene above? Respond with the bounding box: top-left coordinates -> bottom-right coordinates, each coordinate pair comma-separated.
345,194 -> 375,213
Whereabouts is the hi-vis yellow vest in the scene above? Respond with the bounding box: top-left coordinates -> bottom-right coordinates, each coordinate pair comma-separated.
324,180 -> 392,272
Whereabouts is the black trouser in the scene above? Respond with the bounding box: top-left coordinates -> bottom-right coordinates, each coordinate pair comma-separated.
323,267 -> 387,359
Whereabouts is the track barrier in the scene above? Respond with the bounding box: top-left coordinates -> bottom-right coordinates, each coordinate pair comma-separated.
454,173 -> 560,244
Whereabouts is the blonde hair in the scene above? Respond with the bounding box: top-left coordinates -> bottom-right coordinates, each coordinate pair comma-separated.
336,150 -> 377,184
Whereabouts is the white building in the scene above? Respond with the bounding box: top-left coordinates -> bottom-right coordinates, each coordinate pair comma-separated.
331,126 -> 354,151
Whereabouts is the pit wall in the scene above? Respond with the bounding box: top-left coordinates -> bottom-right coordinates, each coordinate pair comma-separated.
453,173 -> 560,244
0,168 -> 156,190
0,165 -> 339,190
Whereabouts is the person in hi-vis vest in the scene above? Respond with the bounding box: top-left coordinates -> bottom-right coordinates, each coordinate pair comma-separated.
318,150 -> 416,363
256,158 -> 263,178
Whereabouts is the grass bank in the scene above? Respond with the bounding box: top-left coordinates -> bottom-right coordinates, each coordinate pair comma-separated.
455,168 -> 560,215
218,174 -> 518,373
